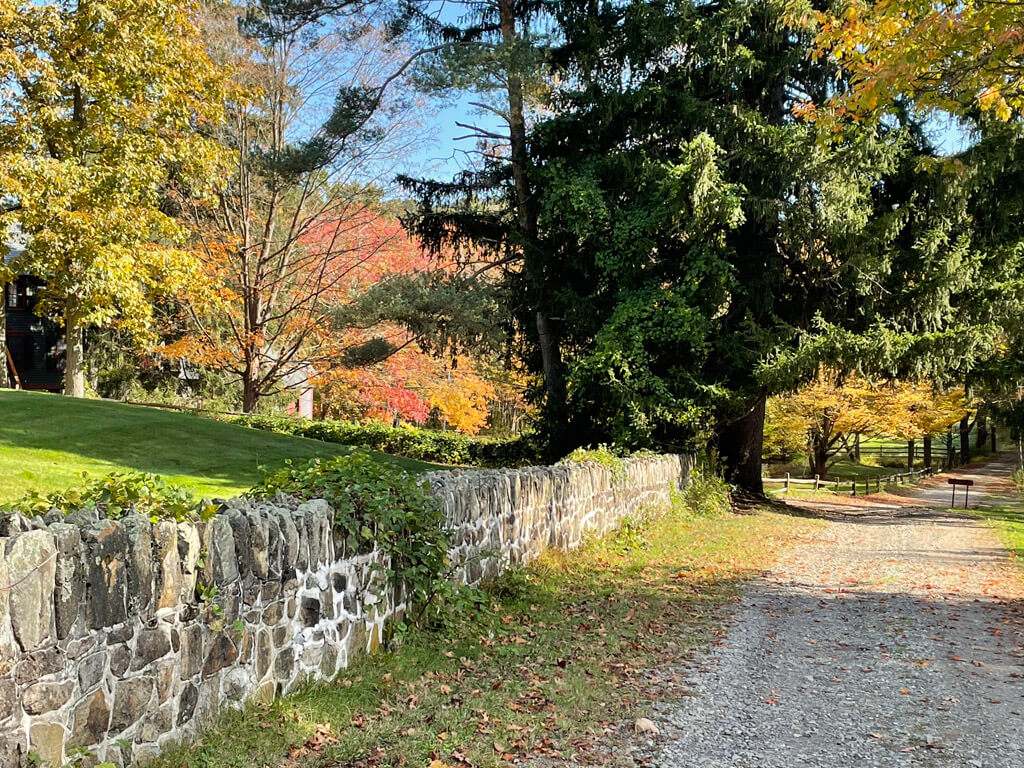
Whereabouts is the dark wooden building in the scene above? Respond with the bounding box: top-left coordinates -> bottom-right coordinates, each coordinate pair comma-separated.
3,233 -> 63,391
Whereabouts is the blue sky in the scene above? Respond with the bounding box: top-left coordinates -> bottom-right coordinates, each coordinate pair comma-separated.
409,105 -> 976,184
410,95 -> 502,180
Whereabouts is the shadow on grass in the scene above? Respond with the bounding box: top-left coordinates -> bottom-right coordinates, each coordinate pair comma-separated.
149,508 -> 818,768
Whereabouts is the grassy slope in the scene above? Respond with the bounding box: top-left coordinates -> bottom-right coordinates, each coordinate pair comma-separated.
0,390 -> 439,502
152,502 -> 822,768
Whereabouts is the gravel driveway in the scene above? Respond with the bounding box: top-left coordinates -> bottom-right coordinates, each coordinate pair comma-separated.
654,454 -> 1024,767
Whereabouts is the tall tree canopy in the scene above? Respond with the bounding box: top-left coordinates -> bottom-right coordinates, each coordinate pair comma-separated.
518,0 -> 914,488
398,0 -> 572,446
167,0 -> 440,412
0,0 -> 225,396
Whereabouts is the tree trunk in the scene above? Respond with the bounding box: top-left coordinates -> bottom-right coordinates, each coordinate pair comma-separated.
0,293 -> 8,389
991,427 -> 997,452
976,411 -> 988,449
854,433 -> 861,462
809,440 -> 829,480
64,305 -> 85,398
719,395 -> 766,496
242,370 -> 259,413
497,0 -> 567,438
946,429 -> 954,467
907,439 -> 915,471
923,435 -> 932,468
960,414 -> 971,464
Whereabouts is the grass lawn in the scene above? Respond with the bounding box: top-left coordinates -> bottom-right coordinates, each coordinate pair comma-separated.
151,500 -> 822,768
825,459 -> 906,481
0,390 -> 440,503
764,458 -> 913,483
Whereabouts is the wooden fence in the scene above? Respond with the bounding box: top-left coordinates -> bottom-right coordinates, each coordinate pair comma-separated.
763,465 -> 938,497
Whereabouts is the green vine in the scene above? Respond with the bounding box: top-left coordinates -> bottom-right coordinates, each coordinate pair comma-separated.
249,452 -> 450,619
559,444 -> 629,482
2,471 -> 217,523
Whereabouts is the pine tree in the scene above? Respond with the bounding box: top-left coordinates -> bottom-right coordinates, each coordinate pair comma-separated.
397,0 -> 575,453
525,0 -> 1017,491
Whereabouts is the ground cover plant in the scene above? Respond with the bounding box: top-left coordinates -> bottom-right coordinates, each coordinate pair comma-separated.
150,494 -> 821,768
250,453 -> 450,615
1,470 -> 218,523
0,390 -> 438,503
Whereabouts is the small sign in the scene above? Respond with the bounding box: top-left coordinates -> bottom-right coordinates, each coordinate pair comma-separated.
948,478 -> 973,508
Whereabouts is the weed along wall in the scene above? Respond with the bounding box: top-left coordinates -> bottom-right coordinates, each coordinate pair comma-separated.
0,454 -> 690,767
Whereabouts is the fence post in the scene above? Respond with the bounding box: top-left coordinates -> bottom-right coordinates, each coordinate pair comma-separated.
784,473 -> 790,494
835,477 -> 840,492
851,481 -> 856,497
814,474 -> 820,491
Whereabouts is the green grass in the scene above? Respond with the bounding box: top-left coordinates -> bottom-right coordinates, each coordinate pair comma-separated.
151,501 -> 821,768
826,460 -> 906,481
0,390 -> 440,503
764,458 -> 916,483
971,506 -> 1024,559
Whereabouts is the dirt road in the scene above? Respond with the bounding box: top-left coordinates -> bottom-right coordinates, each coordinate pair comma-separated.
654,454 -> 1024,767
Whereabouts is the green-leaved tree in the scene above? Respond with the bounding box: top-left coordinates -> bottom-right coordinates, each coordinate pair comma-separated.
0,0 -> 225,396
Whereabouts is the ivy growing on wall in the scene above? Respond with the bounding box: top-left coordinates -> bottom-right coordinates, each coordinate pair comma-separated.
249,452 -> 450,614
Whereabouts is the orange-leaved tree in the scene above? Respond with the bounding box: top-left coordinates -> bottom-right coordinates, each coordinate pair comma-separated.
166,0 -> 430,411
317,347 -> 498,434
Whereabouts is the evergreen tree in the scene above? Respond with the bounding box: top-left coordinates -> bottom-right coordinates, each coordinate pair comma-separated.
528,0 -> 1016,491
397,0 -> 577,452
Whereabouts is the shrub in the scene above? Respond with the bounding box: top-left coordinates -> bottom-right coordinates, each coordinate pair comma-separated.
3,472 -> 217,523
249,452 -> 449,614
681,469 -> 732,517
226,414 -> 539,468
559,444 -> 627,478
1013,466 -> 1024,490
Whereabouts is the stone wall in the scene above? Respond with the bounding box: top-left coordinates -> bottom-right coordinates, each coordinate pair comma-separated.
0,454 -> 689,767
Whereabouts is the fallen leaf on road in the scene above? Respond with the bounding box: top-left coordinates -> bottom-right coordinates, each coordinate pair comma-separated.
634,718 -> 659,735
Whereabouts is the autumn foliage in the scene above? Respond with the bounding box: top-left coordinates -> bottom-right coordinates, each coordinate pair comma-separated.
807,0 -> 1024,120
169,204 -> 509,434
768,372 -> 970,477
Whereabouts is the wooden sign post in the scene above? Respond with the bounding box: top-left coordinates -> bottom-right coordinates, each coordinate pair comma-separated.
948,478 -> 974,509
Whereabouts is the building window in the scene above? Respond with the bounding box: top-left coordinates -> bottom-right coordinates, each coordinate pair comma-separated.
5,283 -> 16,309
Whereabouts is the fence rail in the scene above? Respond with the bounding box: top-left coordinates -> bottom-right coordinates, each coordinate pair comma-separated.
763,466 -> 938,497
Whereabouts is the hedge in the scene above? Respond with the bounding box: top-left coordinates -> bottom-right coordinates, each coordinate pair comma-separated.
226,414 -> 539,468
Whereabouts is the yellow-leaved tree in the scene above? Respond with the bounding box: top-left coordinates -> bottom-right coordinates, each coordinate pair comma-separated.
0,0 -> 225,396
770,372 -> 970,478
805,0 -> 1024,120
